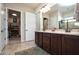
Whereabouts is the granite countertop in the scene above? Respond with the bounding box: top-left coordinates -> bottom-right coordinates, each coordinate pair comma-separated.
35,30 -> 79,36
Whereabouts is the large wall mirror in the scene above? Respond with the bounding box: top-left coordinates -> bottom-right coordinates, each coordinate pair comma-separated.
42,3 -> 79,31
58,4 -> 79,29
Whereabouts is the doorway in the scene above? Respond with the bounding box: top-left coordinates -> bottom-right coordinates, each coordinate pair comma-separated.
7,9 -> 21,43
43,18 -> 48,31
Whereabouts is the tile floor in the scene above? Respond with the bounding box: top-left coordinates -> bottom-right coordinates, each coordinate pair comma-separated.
1,40 -> 36,55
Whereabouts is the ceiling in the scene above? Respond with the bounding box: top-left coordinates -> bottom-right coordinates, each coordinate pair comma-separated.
11,3 -> 43,10
43,4 -> 75,16
22,3 -> 43,10
43,4 -> 58,16
4,3 -> 43,11
5,3 -> 75,14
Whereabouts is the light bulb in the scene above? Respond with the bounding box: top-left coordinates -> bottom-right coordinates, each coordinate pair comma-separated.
12,13 -> 17,16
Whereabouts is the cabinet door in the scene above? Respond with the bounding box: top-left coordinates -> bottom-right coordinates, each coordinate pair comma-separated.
43,33 -> 51,52
38,32 -> 43,47
51,34 -> 61,55
62,35 -> 79,55
35,32 -> 39,45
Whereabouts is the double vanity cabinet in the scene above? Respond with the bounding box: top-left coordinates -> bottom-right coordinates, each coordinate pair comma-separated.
35,31 -> 79,55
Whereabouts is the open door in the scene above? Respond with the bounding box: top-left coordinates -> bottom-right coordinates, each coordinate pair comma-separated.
25,12 -> 36,41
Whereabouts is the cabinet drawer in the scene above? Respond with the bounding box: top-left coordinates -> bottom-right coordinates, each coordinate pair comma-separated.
51,34 -> 60,38
43,33 -> 50,37
35,32 -> 39,44
63,35 -> 79,39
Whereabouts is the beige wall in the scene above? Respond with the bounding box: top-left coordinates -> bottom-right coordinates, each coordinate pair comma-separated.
0,3 -> 6,52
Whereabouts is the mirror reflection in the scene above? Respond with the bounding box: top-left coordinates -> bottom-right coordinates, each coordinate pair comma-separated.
42,3 -> 79,32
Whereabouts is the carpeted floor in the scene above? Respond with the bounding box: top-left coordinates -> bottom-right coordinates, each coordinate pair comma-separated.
15,47 -> 49,55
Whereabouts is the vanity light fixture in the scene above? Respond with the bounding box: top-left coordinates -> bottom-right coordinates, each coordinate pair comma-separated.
64,17 -> 74,20
74,22 -> 79,26
63,17 -> 76,22
64,19 -> 76,23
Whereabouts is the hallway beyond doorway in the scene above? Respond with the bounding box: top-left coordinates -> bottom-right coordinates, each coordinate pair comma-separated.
8,9 -> 21,43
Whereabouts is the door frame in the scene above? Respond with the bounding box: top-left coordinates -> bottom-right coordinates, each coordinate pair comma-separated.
5,8 -> 25,44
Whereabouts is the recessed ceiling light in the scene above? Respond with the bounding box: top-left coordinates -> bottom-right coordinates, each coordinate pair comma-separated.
12,13 -> 17,16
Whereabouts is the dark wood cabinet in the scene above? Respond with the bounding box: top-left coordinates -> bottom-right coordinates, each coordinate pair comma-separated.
39,32 -> 43,47
35,32 -> 43,47
51,34 -> 62,54
35,32 -> 79,55
35,32 -> 39,45
42,33 -> 51,53
62,35 -> 79,55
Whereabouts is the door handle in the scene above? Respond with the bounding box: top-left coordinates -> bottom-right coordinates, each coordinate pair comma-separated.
1,30 -> 4,32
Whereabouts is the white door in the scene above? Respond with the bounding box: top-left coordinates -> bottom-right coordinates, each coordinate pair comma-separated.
25,12 -> 36,41
0,4 -> 6,52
